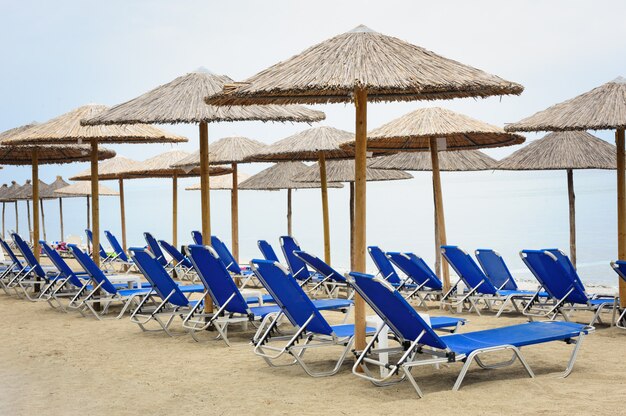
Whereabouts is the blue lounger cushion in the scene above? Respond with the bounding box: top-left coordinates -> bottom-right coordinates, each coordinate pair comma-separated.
245,294 -> 274,304
330,324 -> 377,338
430,316 -> 465,329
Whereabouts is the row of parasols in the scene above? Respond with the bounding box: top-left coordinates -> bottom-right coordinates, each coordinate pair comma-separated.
0,25 -> 624,348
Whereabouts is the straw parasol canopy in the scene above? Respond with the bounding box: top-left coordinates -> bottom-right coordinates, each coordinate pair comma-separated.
247,126 -> 358,264
56,182 -> 119,196
240,162 -> 342,236
186,172 -> 251,190
3,181 -> 22,236
496,131 -> 616,268
40,176 -> 73,241
506,76 -> 626,308
70,156 -> 143,181
369,149 -> 497,171
174,136 -> 268,168
0,184 -> 10,238
14,180 -> 52,200
206,24 -> 524,348
0,104 -> 186,265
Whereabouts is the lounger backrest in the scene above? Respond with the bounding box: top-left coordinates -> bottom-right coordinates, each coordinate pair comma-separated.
187,244 -> 250,314
159,240 -> 192,268
475,249 -> 518,290
11,233 -> 45,278
279,236 -> 312,281
105,231 -> 129,262
368,246 -> 401,285
349,272 -> 447,349
68,244 -> 118,295
211,235 -> 242,274
520,250 -> 588,304
0,237 -> 22,266
441,245 -> 498,295
191,230 -> 203,245
543,249 -> 588,296
387,252 -> 443,290
257,240 -> 280,262
251,259 -> 333,336
130,248 -> 188,307
39,241 -> 83,287
294,250 -> 346,283
143,232 -> 167,266
612,260 -> 626,283
85,229 -> 107,259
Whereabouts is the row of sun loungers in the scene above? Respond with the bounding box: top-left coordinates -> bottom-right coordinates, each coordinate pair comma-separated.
0,229 -> 624,397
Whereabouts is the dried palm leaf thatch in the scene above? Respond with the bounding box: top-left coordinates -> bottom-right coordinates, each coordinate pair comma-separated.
55,182 -> 119,197
2,104 -> 188,145
2,181 -> 22,202
42,176 -> 77,199
239,162 -> 343,190
186,172 -> 252,190
0,184 -> 11,202
297,159 -> 412,182
344,107 -> 524,151
14,180 -> 53,200
207,25 -> 523,106
81,69 -> 325,125
246,126 -> 355,162
506,77 -> 626,132
70,156 -> 143,181
496,131 -> 615,170
118,150 -> 232,179
173,136 -> 268,169
369,149 -> 496,171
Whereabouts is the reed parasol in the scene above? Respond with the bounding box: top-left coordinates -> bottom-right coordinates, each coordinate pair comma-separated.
43,176 -> 71,241
239,162 -> 342,236
343,107 -> 523,289
297,159 -> 411,269
15,179 -> 52,243
506,77 -> 626,304
56,182 -> 119,234
245,126 -> 355,265
3,181 -> 22,236
2,104 -> 185,266
174,136 -> 267,261
207,24 -> 523,349
370,147 -> 498,276
0,183 -> 10,239
185,172 -> 251,190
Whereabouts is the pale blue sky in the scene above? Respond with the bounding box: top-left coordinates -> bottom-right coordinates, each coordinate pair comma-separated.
1,0 -> 624,281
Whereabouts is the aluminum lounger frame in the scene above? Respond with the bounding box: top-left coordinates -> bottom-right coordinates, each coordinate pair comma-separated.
348,271 -> 593,398
521,249 -> 618,326
475,248 -> 519,291
387,252 -> 443,308
279,236 -> 323,288
250,259 -> 364,377
104,231 -> 137,273
610,261 -> 626,329
158,240 -> 197,282
0,237 -> 27,295
68,244 -> 152,320
143,232 -> 175,273
441,245 -> 541,317
10,233 -> 61,301
293,250 -> 350,299
85,229 -> 116,271
211,235 -> 256,288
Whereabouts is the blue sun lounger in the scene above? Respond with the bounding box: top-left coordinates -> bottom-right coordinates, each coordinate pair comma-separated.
129,247 -> 205,336
521,249 -> 618,326
610,260 -> 626,329
104,230 -> 136,272
441,245 -> 545,317
85,229 -> 114,269
293,250 -> 349,298
191,230 -> 203,245
387,252 -> 443,307
0,237 -> 28,294
211,235 -> 253,281
250,258 -> 374,377
143,232 -> 172,270
10,233 -> 60,301
348,271 -> 593,397
68,244 -> 153,319
258,240 -> 280,262
475,249 -> 520,291
280,236 -> 324,287
158,240 -> 196,281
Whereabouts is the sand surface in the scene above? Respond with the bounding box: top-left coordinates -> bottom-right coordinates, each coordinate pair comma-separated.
1,270 -> 625,416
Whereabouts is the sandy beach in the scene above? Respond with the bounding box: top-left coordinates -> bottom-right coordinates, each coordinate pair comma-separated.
1,267 -> 624,416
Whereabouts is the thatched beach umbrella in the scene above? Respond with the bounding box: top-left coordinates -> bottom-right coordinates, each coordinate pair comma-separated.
207,24 -> 523,349
0,183 -> 11,238
369,147 -> 498,276
506,77 -> 626,305
56,182 -> 119,235
174,136 -> 267,261
239,162 -> 342,236
342,107 -> 523,289
43,176 -> 71,241
496,131 -> 615,268
3,181 -> 22,236
2,104 -> 185,266
245,126 -> 355,265
71,156 -> 142,252
15,179 -> 52,243
185,172 -> 251,190
297,159 -> 412,269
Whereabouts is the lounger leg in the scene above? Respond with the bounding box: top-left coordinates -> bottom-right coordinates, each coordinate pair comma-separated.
402,367 -> 424,398
559,333 -> 586,378
615,308 -> 626,329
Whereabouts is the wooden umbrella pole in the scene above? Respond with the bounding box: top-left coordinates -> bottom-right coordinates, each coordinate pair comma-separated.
231,163 -> 239,262
430,138 -> 450,291
287,188 -> 292,236
59,198 -> 64,242
32,149 -> 40,261
86,196 -> 91,253
40,199 -> 47,242
433,196 -> 441,278
26,200 -> 32,243
90,139 -> 100,266
2,202 -> 5,239
118,179 -> 127,253
350,182 -> 355,271
172,175 -> 178,248
616,129 -> 626,308
567,169 -> 577,268
353,86 -> 367,352
319,152 -> 331,265
199,121 -> 213,313
14,201 -> 18,234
